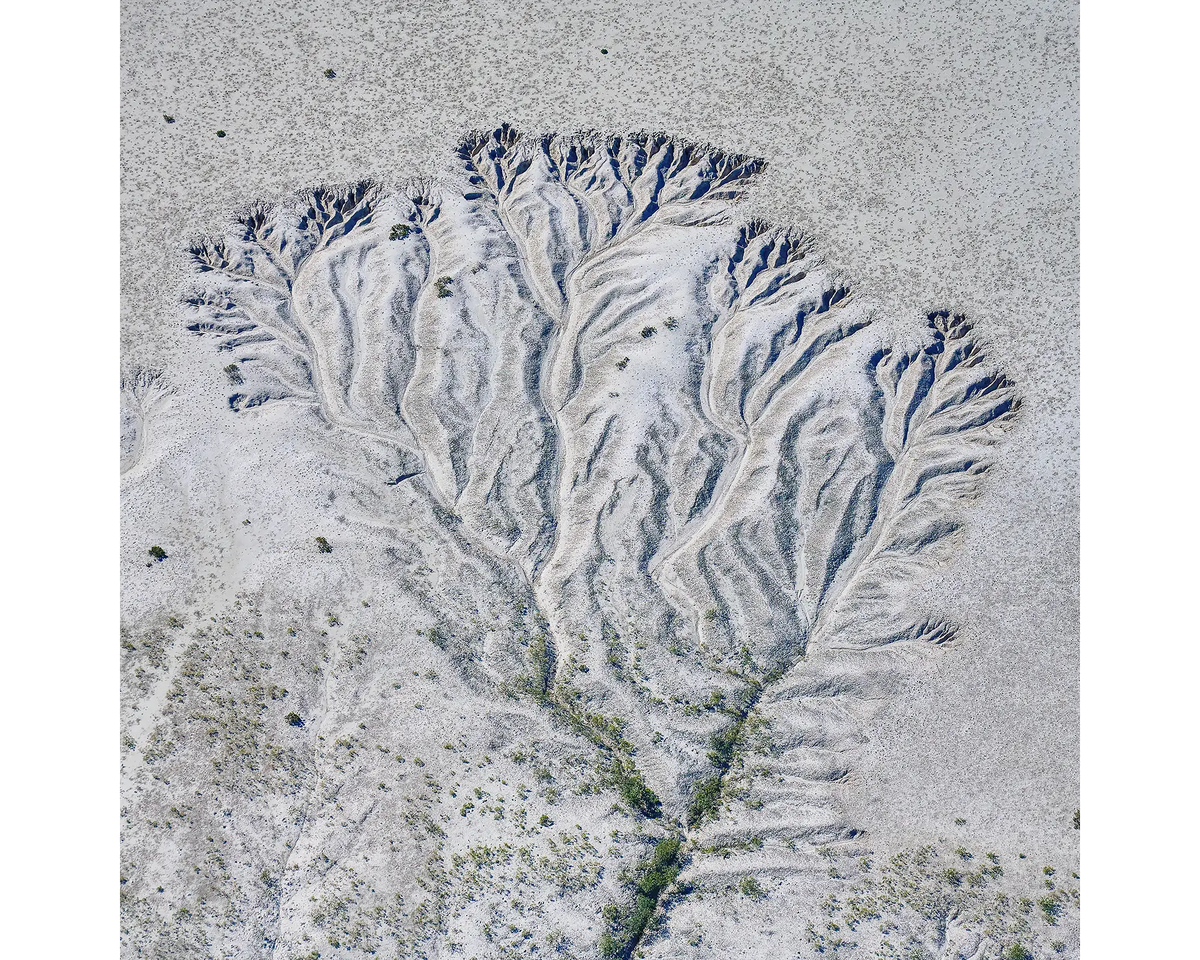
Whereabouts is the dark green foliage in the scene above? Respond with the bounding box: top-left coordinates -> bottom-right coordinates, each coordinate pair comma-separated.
216,130 -> 226,138
529,635 -> 554,695
664,317 -> 678,330
601,837 -> 682,959
285,712 -> 303,727
686,775 -> 722,826
640,326 -> 656,338
163,114 -> 174,123
615,357 -> 629,370
389,223 -> 410,240
637,837 -> 681,895
434,276 -> 453,298
148,545 -> 167,561
686,706 -> 751,826
1038,895 -> 1062,924
314,536 -> 332,553
323,68 -> 336,78
223,363 -> 243,384
1073,808 -> 1079,830
707,722 -> 740,765
1004,945 -> 1033,960
614,760 -> 661,818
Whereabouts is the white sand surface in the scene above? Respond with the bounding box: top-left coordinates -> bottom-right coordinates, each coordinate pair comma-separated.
121,3 -> 1077,957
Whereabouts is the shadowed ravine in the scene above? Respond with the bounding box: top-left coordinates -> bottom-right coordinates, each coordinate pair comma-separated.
182,125 -> 1021,957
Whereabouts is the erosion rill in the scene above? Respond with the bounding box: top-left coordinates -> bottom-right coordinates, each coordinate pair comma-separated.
182,125 -> 1021,956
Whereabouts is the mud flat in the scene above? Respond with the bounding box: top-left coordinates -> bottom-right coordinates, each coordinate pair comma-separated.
122,3 -> 1077,958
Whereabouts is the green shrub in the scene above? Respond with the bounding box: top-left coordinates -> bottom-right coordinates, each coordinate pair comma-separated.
148,545 -> 167,561
223,363 -> 243,384
637,837 -> 681,895
686,775 -> 722,826
707,720 -> 741,766
389,223 -> 410,240
285,712 -> 304,727
323,68 -> 336,78
315,536 -> 332,553
1004,945 -> 1033,960
738,875 -> 765,899
163,114 -> 174,123
216,130 -> 226,138
616,769 -> 661,818
434,276 -> 453,298
1038,895 -> 1062,924
602,837 -> 681,957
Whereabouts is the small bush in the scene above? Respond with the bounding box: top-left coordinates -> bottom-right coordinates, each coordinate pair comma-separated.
738,876 -> 765,899
323,68 -> 336,78
434,276 -> 453,298
315,536 -> 333,553
1004,945 -> 1033,960
615,357 -> 629,370
285,712 -> 304,727
389,223 -> 410,240
1073,808 -> 1080,829
616,769 -> 661,818
640,326 -> 657,338
163,114 -> 175,123
1038,895 -> 1062,924
216,130 -> 226,138
223,363 -> 243,384
638,837 -> 681,895
686,775 -> 722,826
148,545 -> 167,561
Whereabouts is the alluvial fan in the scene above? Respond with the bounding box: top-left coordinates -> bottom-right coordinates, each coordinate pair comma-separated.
164,125 -> 1023,957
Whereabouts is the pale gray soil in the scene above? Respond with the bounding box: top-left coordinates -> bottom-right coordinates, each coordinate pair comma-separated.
121,3 -> 1077,958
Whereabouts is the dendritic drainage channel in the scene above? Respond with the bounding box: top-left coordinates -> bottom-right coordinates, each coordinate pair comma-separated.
176,125 -> 1023,958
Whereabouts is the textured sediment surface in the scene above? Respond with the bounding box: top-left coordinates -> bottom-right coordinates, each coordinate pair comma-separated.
121,126 -> 1075,959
